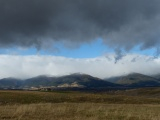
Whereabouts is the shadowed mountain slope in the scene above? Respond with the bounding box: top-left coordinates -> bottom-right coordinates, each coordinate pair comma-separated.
0,78 -> 22,89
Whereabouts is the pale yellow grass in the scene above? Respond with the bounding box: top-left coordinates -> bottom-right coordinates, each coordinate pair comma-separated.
0,103 -> 160,120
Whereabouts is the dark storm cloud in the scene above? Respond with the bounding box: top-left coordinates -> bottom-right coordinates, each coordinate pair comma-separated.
0,0 -> 160,51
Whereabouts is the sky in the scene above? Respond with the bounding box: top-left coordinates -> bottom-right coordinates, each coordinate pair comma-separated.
0,0 -> 160,79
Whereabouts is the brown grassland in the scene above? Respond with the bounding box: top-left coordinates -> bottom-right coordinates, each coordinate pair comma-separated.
0,88 -> 160,120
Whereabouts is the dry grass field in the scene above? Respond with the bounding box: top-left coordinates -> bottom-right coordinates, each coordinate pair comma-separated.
1,89 -> 160,104
0,103 -> 160,120
0,88 -> 160,120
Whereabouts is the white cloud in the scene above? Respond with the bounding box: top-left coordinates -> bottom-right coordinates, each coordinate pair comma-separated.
0,54 -> 160,79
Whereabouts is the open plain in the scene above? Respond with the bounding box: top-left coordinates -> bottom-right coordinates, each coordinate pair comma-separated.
0,88 -> 160,120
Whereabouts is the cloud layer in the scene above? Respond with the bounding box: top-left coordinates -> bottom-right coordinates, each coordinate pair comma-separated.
0,54 -> 160,79
0,0 -> 160,52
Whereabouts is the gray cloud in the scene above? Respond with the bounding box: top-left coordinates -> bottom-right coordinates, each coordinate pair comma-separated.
0,0 -> 160,51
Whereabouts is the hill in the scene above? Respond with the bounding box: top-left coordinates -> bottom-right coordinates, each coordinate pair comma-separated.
55,73 -> 120,88
105,73 -> 160,87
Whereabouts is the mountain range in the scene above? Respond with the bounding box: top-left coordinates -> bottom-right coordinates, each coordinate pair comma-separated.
0,73 -> 160,90
0,73 -> 120,89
